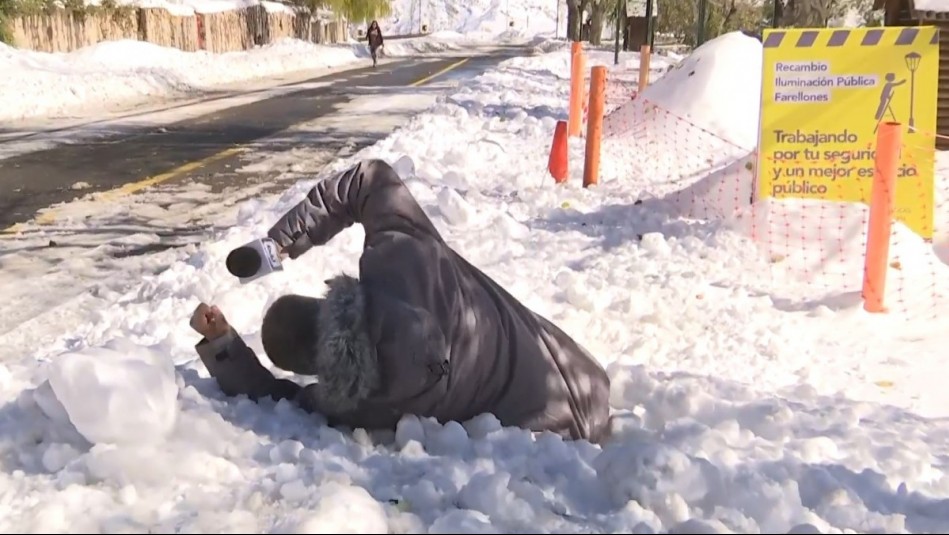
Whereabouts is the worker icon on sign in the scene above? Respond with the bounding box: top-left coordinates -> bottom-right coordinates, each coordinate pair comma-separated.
874,72 -> 906,133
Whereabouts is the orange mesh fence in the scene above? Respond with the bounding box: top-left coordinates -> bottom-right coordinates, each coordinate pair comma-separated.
596,95 -> 949,320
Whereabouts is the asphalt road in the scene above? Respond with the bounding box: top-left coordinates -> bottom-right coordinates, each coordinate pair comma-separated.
0,46 -> 528,230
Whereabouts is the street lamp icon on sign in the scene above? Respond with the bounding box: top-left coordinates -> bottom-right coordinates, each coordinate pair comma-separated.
873,51 -> 922,134
905,52 -> 921,131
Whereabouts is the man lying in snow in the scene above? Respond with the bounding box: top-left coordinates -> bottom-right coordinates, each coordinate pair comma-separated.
190,159 -> 612,443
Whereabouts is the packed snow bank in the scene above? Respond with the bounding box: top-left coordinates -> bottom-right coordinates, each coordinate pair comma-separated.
638,31 -> 763,148
44,340 -> 178,445
3,27 -> 949,535
380,34 -> 470,57
595,33 -> 764,198
0,38 -> 360,121
0,33 -> 475,122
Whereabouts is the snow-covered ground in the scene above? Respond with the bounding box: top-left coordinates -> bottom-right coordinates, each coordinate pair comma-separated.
3,31 -> 949,533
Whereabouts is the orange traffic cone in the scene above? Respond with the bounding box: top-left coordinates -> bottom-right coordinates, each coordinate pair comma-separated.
548,120 -> 568,183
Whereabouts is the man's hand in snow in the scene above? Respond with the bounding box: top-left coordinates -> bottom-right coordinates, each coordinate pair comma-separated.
190,303 -> 230,341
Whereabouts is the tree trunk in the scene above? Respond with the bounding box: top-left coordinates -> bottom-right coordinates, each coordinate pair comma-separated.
580,0 -> 592,40
717,0 -> 737,36
781,0 -> 796,26
589,0 -> 606,45
811,0 -> 834,26
784,0 -> 830,26
567,0 -> 581,41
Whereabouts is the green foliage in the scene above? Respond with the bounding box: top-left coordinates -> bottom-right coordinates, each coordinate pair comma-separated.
704,0 -> 765,40
0,0 -> 138,44
0,0 -> 385,45
654,0 -> 699,44
761,0 -> 779,27
0,0 -> 32,45
332,0 -> 391,22
647,0 -> 881,49
0,13 -> 9,44
285,0 -> 391,23
767,0 -> 881,28
653,0 -> 763,46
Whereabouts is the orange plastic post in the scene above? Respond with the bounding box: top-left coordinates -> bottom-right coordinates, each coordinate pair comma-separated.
862,121 -> 902,313
548,120 -> 569,183
583,66 -> 607,188
568,42 -> 584,137
578,50 -> 587,112
638,45 -> 651,94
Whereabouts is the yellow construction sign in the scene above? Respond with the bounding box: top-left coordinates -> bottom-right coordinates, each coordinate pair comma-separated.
755,26 -> 939,239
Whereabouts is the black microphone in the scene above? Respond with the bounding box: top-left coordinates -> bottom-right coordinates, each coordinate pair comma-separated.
226,246 -> 263,278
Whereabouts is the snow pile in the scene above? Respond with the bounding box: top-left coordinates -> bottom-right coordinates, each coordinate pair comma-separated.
638,32 -> 762,148
43,340 -> 179,445
382,0 -> 563,39
2,30 -> 949,534
0,32 -> 486,122
379,33 -> 473,57
603,31 -> 763,149
598,34 -> 762,228
0,31 -> 484,123
0,38 -> 365,121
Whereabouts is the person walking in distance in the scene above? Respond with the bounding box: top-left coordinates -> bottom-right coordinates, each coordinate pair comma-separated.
367,20 -> 384,68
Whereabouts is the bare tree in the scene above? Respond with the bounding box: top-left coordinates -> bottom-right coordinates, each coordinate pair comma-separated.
566,0 -> 581,40
714,0 -> 740,36
829,0 -> 880,26
773,0 -> 784,26
588,0 -> 607,45
797,0 -> 835,26
658,0 -> 761,46
782,0 -> 837,28
655,0 -> 698,44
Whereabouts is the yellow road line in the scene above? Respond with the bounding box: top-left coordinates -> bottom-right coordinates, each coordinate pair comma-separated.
1,146 -> 244,234
410,58 -> 469,87
103,146 -> 244,200
4,59 -> 468,236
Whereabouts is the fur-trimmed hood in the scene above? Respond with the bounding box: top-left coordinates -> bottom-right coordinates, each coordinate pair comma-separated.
308,275 -> 380,412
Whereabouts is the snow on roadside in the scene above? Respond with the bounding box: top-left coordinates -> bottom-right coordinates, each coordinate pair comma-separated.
0,34 -> 478,123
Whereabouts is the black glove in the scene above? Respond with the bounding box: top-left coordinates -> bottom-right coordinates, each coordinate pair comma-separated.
280,231 -> 313,260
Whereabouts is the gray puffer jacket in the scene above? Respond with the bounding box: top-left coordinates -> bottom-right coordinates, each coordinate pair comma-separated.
196,159 -> 612,443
